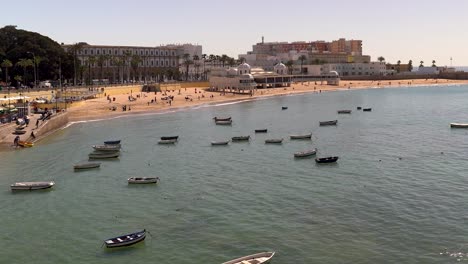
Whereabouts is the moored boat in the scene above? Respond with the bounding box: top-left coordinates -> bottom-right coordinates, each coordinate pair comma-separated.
211,140 -> 230,146
213,116 -> 232,122
104,229 -> 146,248
93,144 -> 121,151
265,138 -> 283,144
222,251 -> 275,264
128,177 -> 159,184
337,110 -> 352,114
158,139 -> 177,144
290,133 -> 312,139
255,129 -> 268,133
74,162 -> 101,170
363,108 -> 372,112
104,140 -> 121,145
215,120 -> 233,125
282,106 -> 288,110
319,120 -> 338,126
450,123 -> 468,128
357,106 -> 362,110
294,148 -> 317,158
160,136 -> 179,141
232,136 -> 250,141
315,156 -> 339,163
18,141 -> 34,147
89,151 -> 120,159
11,181 -> 55,191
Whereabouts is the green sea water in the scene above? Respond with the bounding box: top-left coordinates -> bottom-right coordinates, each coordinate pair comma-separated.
2,85 -> 468,263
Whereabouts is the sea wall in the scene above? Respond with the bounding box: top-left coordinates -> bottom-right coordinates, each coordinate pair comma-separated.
34,112 -> 69,141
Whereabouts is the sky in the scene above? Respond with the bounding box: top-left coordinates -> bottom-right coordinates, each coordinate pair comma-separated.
2,0 -> 468,66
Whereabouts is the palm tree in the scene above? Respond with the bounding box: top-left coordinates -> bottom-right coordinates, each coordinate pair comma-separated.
432,60 -> 436,67
408,60 -> 413,72
193,55 -> 200,80
97,54 -> 109,84
239,57 -> 246,64
70,42 -> 85,86
285,60 -> 294,75
182,53 -> 193,81
378,56 -> 385,63
220,54 -> 229,67
16,58 -> 33,86
228,57 -> 236,67
201,54 -> 207,80
1,59 -> 13,84
33,56 -> 42,85
122,51 -> 132,82
215,55 -> 221,67
396,60 -> 401,73
130,55 -> 142,82
14,75 -> 22,87
88,56 -> 96,85
419,61 -> 424,68
298,55 -> 307,74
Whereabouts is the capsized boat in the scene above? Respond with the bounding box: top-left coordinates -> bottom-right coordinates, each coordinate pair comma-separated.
265,138 -> 283,144
74,162 -> 101,170
450,123 -> 468,128
10,181 -> 55,191
104,229 -> 146,248
128,177 -> 160,184
222,251 -> 275,264
315,156 -> 339,163
104,140 -> 121,145
319,120 -> 338,126
294,148 -> 317,158
211,140 -> 230,146
89,151 -> 120,159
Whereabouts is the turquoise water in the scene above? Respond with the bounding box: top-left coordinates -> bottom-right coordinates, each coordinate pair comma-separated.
2,85 -> 468,263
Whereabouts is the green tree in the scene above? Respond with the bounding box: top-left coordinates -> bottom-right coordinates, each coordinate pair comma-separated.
432,60 -> 436,67
298,55 -> 307,74
16,58 -> 33,86
97,54 -> 109,83
130,55 -> 142,82
396,60 -> 401,73
88,56 -> 96,85
378,56 -> 385,63
419,61 -> 424,68
182,53 -> 192,81
220,54 -> 229,67
193,55 -> 200,79
408,60 -> 413,72
69,42 -> 85,85
285,60 -> 294,75
1,59 -> 13,84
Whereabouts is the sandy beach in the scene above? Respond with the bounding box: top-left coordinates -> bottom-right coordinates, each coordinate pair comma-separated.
65,78 -> 468,123
2,78 -> 468,151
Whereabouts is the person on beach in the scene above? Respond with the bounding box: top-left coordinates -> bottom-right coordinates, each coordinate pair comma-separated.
36,119 -> 40,128
14,136 -> 20,147
30,131 -> 36,139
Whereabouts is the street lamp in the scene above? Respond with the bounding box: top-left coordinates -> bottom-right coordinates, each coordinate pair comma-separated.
27,51 -> 37,89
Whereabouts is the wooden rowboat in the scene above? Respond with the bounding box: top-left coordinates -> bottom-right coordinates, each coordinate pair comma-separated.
104,229 -> 146,248
282,106 -> 288,110
93,144 -> 121,151
215,120 -> 232,125
232,136 -> 250,141
363,108 -> 372,112
211,140 -> 230,146
222,251 -> 275,264
74,162 -> 101,170
128,177 -> 159,184
160,136 -> 178,141
315,156 -> 339,163
290,133 -> 312,139
213,116 -> 232,121
11,181 -> 55,191
337,110 -> 352,114
104,140 -> 121,145
294,148 -> 317,158
89,151 -> 120,159
158,139 -> 177,144
357,106 -> 362,110
18,141 -> 34,147
265,138 -> 283,144
13,130 -> 26,135
255,129 -> 268,133
319,120 -> 338,126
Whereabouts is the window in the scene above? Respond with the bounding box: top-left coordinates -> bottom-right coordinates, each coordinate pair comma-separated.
166,60 -> 169,66
84,49 -> 88,55
156,51 -> 159,56
156,60 -> 159,66
91,50 -> 94,55
115,50 -> 118,55
150,51 -> 153,55
146,51 -> 148,55
97,50 -> 100,55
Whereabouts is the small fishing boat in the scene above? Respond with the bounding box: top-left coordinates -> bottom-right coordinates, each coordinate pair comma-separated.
232,136 -> 250,141
88,151 -> 120,159
158,139 -> 177,144
294,148 -> 317,158
93,144 -> 121,151
315,156 -> 339,163
265,138 -> 283,144
104,229 -> 146,248
16,125 -> 26,130
282,106 -> 288,110
215,120 -> 233,125
255,129 -> 268,133
319,120 -> 338,126
74,162 -> 101,170
11,181 -> 55,191
160,136 -> 178,141
337,110 -> 352,114
363,108 -> 372,112
104,140 -> 121,145
290,133 -> 312,139
18,141 -> 34,148
357,106 -> 362,110
13,130 -> 26,135
211,140 -> 230,146
213,116 -> 232,122
222,251 -> 275,264
128,177 -> 159,184
450,123 -> 468,128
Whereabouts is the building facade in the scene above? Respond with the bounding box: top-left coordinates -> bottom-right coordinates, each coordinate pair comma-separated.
321,62 -> 387,76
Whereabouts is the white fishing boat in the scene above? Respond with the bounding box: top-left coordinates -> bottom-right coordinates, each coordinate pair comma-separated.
265,138 -> 283,144
222,251 -> 275,264
92,144 -> 121,151
88,151 -> 120,159
294,148 -> 317,158
128,177 -> 160,184
10,181 -> 55,191
215,120 -> 233,125
450,123 -> 468,128
74,162 -> 101,170
158,139 -> 177,144
290,133 -> 312,139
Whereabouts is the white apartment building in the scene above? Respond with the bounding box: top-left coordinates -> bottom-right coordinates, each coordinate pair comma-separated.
321,62 -> 387,76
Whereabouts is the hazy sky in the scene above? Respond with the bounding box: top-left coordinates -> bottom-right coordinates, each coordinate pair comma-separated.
3,0 -> 468,65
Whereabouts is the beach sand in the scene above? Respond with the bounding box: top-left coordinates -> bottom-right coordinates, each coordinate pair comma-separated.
1,78 -> 468,151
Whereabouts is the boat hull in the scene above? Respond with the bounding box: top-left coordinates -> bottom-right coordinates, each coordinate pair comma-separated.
294,149 -> 317,158
450,123 -> 468,128
104,230 -> 146,248
74,163 -> 101,170
88,152 -> 120,159
315,156 -> 339,163
11,181 -> 55,191
213,117 -> 232,122
160,136 -> 178,140
255,129 -> 268,133
232,136 -> 250,141
265,139 -> 283,144
128,177 -> 159,184
363,108 -> 372,112
104,140 -> 121,145
158,139 -> 177,144
290,134 -> 312,139
319,120 -> 338,126
18,141 -> 34,147
211,141 -> 229,145
222,251 -> 275,264
337,110 -> 352,114
215,120 -> 232,125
